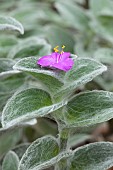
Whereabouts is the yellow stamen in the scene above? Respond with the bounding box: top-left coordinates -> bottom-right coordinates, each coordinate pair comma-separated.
62,45 -> 65,49
54,46 -> 59,52
53,45 -> 66,54
61,45 -> 65,54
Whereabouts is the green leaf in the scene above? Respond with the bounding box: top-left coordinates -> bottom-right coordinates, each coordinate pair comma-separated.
94,48 -> 113,64
45,26 -> 75,53
18,136 -> 59,170
69,134 -> 91,148
8,37 -> 51,59
0,129 -> 21,158
55,1 -> 89,31
18,135 -> 72,170
0,74 -> 25,112
90,0 -> 113,16
90,16 -> 113,43
54,91 -> 113,128
54,58 -> 107,99
13,144 -> 30,160
13,56 -> 64,94
0,35 -> 18,58
70,142 -> 113,170
2,151 -> 19,170
0,58 -> 20,77
2,88 -> 67,128
0,16 -> 24,34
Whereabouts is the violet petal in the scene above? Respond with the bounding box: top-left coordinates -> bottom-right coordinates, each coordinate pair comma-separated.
52,58 -> 74,71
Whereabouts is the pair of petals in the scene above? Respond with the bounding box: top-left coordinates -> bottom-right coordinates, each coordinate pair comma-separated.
37,52 -> 74,71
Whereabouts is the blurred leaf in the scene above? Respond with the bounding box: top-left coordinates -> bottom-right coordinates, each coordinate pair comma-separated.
2,151 -> 19,170
90,16 -> 113,43
0,58 -> 20,77
8,37 -> 51,59
70,142 -> 113,170
13,144 -> 30,160
54,91 -> 113,128
55,1 -> 89,31
0,73 -> 25,112
0,0 -> 17,12
94,48 -> 113,64
90,0 -> 113,16
0,35 -> 18,58
45,26 -> 75,53
69,134 -> 91,148
0,16 -> 24,34
0,129 -> 21,158
2,88 -> 67,128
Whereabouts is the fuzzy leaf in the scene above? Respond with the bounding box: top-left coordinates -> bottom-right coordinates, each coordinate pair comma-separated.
18,136 -> 59,170
18,135 -> 72,170
54,58 -> 107,99
13,56 -> 64,94
2,88 -> 67,128
0,16 -> 24,34
70,142 -> 113,170
2,151 -> 19,170
54,91 -> 113,128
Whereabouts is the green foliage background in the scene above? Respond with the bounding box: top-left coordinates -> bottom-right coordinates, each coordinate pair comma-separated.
1,0 -> 113,169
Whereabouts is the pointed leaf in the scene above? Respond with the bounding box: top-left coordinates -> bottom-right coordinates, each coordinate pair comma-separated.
0,16 -> 24,34
2,151 -> 19,170
2,88 -> 67,128
70,142 -> 113,170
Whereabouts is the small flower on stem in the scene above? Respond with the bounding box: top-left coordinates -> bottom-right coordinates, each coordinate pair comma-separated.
37,45 -> 74,72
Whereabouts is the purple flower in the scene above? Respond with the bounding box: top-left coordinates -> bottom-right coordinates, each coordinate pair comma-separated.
37,45 -> 74,72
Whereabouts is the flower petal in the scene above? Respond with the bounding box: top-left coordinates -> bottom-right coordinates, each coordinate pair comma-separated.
52,58 -> 74,71
37,55 -> 56,67
60,52 -> 70,61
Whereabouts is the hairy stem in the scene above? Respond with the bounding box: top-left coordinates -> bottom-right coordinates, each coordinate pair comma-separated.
54,127 -> 71,170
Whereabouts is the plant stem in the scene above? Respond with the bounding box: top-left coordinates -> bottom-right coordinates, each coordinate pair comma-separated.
59,128 -> 70,151
54,128 -> 71,170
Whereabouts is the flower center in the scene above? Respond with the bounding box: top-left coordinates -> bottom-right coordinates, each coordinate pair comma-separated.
53,45 -> 65,63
